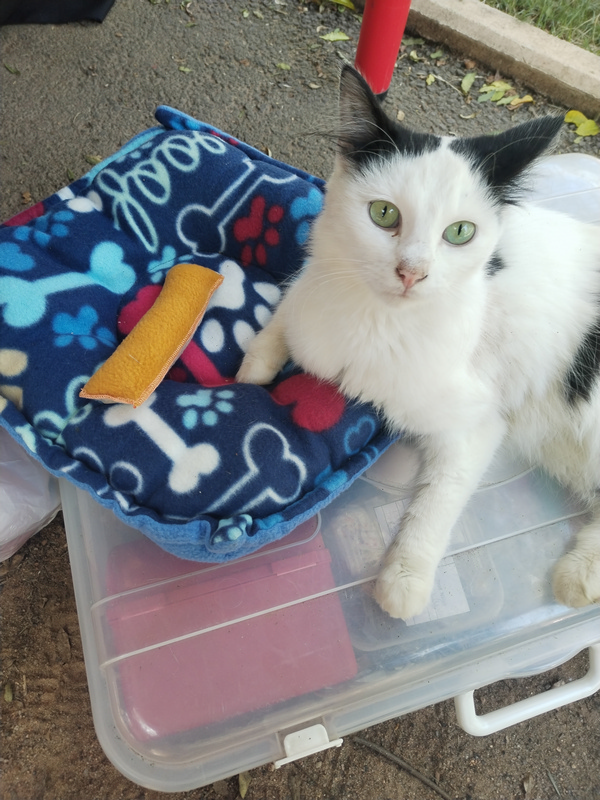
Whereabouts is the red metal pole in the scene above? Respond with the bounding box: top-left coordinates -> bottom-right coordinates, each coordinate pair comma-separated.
354,0 -> 412,95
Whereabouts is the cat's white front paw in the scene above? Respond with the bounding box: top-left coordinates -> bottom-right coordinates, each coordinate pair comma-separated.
373,557 -> 434,620
552,548 -> 600,608
236,322 -> 288,385
236,351 -> 279,385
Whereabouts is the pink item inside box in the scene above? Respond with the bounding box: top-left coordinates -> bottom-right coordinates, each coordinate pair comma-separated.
104,516 -> 357,741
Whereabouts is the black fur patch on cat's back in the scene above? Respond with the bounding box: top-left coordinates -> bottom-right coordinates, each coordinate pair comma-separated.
565,319 -> 600,404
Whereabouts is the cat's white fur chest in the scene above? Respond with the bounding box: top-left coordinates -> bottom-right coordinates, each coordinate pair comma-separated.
283,199 -> 600,447
283,256 -> 492,434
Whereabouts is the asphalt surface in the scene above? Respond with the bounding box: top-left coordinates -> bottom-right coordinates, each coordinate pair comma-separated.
1,0 -> 599,224
1,2 -> 600,799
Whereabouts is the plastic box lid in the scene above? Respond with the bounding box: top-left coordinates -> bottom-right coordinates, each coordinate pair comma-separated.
60,155 -> 600,791
61,439 -> 600,792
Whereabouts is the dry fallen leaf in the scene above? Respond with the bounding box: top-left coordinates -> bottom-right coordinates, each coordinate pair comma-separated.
84,155 -> 103,166
508,94 -> 534,108
464,58 -> 477,69
21,191 -> 32,205
239,771 -> 251,798
522,772 -> 535,797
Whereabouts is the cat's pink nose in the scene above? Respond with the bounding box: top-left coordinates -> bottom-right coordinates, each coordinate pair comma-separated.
396,267 -> 426,290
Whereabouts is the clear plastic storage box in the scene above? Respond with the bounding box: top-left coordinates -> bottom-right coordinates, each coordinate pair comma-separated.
59,156 -> 600,792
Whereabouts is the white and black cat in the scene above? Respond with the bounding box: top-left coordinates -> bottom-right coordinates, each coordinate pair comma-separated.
237,65 -> 600,620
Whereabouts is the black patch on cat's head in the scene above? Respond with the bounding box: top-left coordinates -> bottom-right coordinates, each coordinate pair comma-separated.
338,65 -> 441,170
450,117 -> 563,204
565,318 -> 600,404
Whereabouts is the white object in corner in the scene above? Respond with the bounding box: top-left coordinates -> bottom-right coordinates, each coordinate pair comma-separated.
454,643 -> 600,736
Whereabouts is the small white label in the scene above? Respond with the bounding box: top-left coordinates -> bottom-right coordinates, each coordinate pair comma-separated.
374,499 -> 410,546
405,558 -> 470,626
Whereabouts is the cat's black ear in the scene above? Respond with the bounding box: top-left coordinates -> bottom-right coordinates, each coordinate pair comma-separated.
337,65 -> 440,168
450,116 -> 564,203
337,66 -> 392,158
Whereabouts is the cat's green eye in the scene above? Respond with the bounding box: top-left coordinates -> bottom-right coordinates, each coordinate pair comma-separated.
369,200 -> 400,229
443,220 -> 476,245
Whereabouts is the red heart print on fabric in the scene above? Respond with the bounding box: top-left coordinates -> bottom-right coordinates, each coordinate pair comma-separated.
271,374 -> 346,432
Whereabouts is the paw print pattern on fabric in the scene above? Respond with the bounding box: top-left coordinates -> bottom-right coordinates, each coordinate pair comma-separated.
13,210 -> 75,248
290,187 -> 324,245
200,260 -> 281,373
177,388 -> 235,428
147,245 -> 189,283
0,242 -> 35,272
233,195 -> 284,267
52,305 -> 116,350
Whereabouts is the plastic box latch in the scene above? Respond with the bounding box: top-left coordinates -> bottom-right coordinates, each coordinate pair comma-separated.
274,723 -> 343,768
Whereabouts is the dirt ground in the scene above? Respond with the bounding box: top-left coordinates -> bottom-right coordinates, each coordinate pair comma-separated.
1,2 -> 599,799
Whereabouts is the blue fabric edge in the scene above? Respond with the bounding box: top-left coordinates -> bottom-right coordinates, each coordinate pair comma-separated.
0,415 -> 398,563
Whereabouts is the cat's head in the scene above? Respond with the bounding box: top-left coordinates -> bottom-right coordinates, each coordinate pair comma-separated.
319,65 -> 562,304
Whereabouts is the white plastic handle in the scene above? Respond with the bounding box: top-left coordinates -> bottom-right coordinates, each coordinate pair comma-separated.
454,643 -> 600,736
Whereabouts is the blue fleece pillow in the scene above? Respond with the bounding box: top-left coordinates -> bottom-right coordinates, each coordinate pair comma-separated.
0,106 -> 396,561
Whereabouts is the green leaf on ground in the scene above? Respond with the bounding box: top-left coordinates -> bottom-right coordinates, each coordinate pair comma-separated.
565,109 -> 588,126
576,118 -> 600,136
276,62 -> 291,70
4,64 -> 20,75
460,72 -> 476,95
565,109 -> 599,136
425,73 -> 436,86
328,0 -> 356,9
495,95 -> 519,106
319,28 -> 350,42
178,66 -> 192,73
